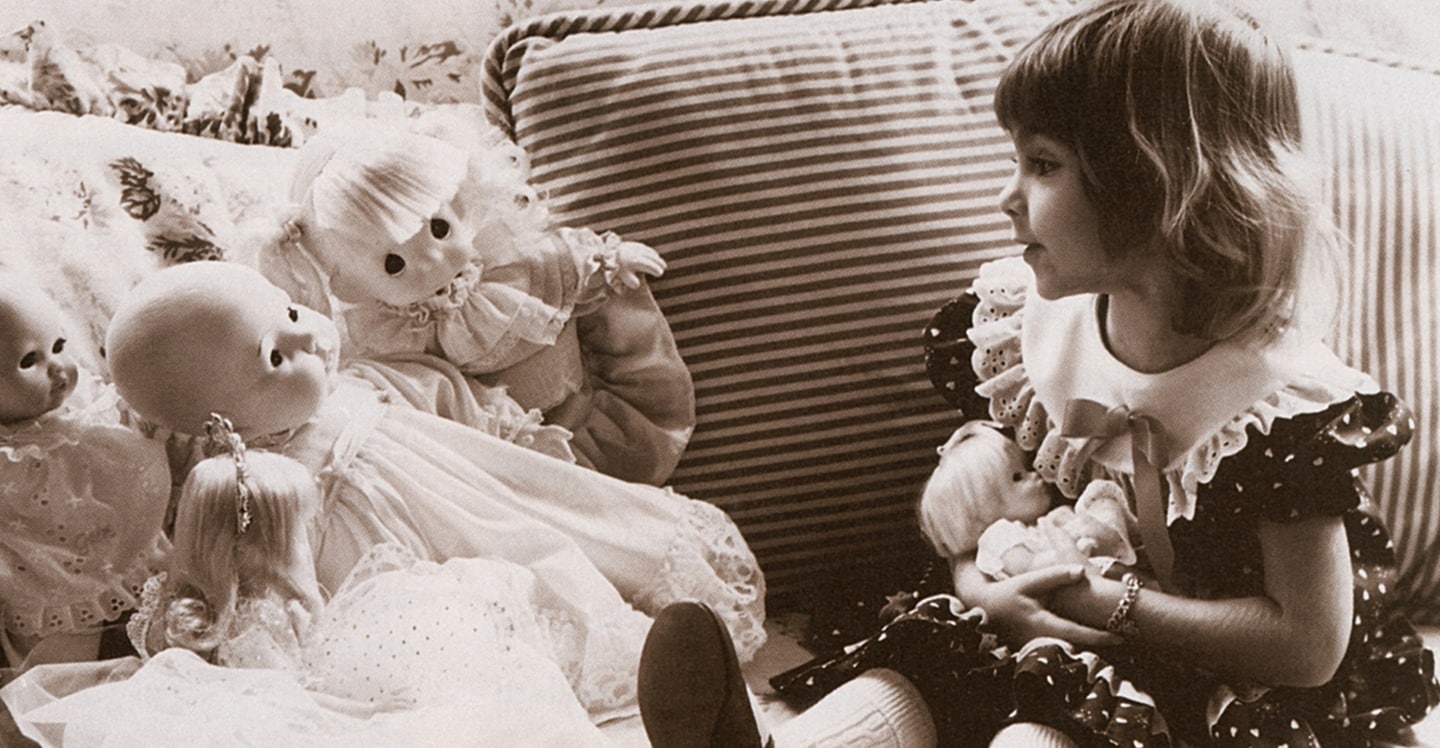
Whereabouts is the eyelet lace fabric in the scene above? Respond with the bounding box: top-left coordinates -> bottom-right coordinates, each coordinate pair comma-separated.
302,542 -> 646,721
967,257 -> 1377,521
633,496 -> 768,662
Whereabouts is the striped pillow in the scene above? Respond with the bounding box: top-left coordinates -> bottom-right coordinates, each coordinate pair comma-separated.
485,0 -> 1440,619
1295,45 -> 1440,623
486,0 -> 1072,607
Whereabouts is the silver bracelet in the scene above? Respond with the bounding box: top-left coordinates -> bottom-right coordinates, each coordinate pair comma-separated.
1105,572 -> 1142,639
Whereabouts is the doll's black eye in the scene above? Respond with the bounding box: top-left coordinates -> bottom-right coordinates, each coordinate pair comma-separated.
430,218 -> 450,240
384,254 -> 406,275
287,307 -> 299,323
1012,472 -> 1023,481
18,352 -> 36,369
51,338 -> 65,354
270,350 -> 284,368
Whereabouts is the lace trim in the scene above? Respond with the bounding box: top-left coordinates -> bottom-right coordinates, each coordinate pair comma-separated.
126,571 -> 168,660
632,497 -> 768,662
4,534 -> 169,639
966,257 -> 1372,522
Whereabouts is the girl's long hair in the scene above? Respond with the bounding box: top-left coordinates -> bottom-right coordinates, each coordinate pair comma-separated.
994,0 -> 1339,342
163,451 -> 320,657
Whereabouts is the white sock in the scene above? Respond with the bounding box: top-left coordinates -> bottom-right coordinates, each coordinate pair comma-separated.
989,722 -> 1077,748
769,668 -> 937,748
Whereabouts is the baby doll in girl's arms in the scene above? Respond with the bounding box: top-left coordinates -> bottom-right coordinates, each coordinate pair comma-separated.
919,419 -> 1140,582
0,279 -> 169,671
974,479 -> 1139,580
269,118 -> 695,485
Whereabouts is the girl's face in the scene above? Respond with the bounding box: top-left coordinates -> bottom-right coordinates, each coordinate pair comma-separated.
998,132 -> 1138,300
320,199 -> 477,308
0,293 -> 78,423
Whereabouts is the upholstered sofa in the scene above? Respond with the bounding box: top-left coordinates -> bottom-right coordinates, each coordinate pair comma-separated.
0,0 -> 1436,743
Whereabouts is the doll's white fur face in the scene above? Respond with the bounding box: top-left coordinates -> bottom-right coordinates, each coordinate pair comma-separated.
0,286 -> 78,423
314,196 -> 478,308
936,424 -> 1048,505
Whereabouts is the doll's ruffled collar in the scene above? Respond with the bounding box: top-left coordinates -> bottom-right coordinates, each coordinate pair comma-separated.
968,257 -> 1376,523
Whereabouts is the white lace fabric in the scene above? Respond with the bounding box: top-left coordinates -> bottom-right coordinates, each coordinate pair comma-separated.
634,497 -> 769,662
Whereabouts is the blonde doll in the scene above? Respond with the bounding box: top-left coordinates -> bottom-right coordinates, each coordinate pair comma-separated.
642,1 -> 1437,746
0,280 -> 169,672
6,431 -> 625,745
101,261 -> 765,663
270,119 -> 695,485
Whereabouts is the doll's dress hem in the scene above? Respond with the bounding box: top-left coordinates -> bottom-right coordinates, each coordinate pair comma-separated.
0,377 -> 171,641
288,375 -> 763,659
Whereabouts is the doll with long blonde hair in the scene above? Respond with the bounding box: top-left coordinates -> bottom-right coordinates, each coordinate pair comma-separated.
266,116 -> 695,484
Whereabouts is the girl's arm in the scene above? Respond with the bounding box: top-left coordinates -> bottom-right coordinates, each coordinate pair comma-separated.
1051,516 -> 1352,687
951,553 -> 1123,648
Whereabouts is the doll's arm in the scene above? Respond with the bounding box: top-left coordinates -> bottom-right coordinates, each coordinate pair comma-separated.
610,240 -> 665,288
1050,516 -> 1352,687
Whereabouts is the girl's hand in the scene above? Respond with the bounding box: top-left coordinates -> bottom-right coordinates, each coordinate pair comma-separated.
613,243 -> 666,287
971,565 -> 1124,647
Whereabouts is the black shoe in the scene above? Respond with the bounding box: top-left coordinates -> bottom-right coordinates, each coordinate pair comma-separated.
638,601 -> 765,748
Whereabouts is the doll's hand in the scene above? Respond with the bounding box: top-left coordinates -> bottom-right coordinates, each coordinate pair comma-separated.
612,242 -> 666,287
971,566 -> 1123,648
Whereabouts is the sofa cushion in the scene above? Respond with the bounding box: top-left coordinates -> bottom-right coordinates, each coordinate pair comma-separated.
484,0 -> 1440,619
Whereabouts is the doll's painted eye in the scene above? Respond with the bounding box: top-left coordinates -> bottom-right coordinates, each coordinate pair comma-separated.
269,350 -> 284,368
18,352 -> 36,370
384,254 -> 406,276
1012,472 -> 1024,482
51,338 -> 65,355
430,218 -> 450,240
287,307 -> 299,323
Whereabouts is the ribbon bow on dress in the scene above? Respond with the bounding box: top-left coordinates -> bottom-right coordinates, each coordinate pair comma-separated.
1061,399 -> 1174,589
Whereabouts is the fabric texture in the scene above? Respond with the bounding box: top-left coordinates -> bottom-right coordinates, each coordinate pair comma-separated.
0,375 -> 170,642
7,545 -> 625,746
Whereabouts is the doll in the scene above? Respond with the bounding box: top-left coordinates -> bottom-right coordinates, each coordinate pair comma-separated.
270,119 -> 696,485
102,261 -> 765,662
974,479 -> 1140,580
916,419 -> 1053,560
0,279 -> 170,671
5,439 -> 632,745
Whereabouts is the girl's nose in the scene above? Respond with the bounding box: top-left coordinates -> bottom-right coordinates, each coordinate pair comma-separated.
998,171 -> 1024,218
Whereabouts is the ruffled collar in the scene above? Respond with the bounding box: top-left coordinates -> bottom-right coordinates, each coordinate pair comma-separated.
969,257 -> 1376,522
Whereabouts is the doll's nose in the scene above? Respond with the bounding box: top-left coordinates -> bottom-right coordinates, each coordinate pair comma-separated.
275,328 -> 319,355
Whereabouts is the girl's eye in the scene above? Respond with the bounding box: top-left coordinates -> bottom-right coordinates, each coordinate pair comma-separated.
18,352 -> 36,370
430,218 -> 450,240
51,338 -> 65,354
384,254 -> 406,275
269,350 -> 284,368
287,306 -> 299,323
1027,157 -> 1059,176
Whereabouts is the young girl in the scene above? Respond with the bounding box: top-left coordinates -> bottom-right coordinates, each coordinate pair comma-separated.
6,427 -> 628,745
99,260 -> 765,662
640,1 -> 1438,745
0,279 -> 170,673
268,118 -> 695,485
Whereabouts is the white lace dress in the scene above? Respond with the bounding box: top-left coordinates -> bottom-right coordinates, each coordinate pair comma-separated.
4,545 -> 635,747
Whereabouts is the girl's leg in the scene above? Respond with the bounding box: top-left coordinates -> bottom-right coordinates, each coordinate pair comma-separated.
639,602 -> 937,748
768,668 -> 936,748
990,723 -> 1078,748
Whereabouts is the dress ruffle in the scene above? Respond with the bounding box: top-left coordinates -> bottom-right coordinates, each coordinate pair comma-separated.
967,257 -> 1378,523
